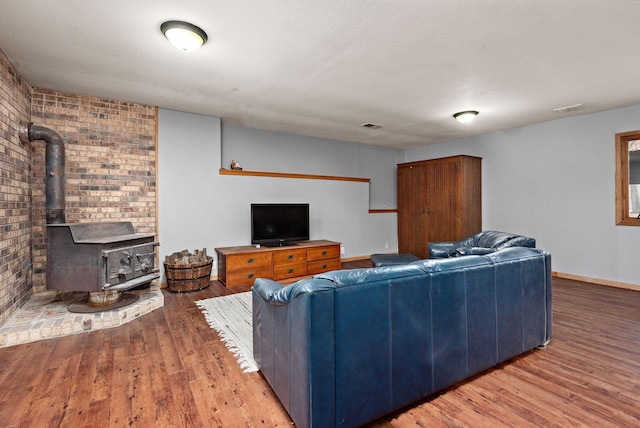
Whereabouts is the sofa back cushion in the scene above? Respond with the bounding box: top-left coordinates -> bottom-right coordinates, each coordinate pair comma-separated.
474,230 -> 515,248
494,234 -> 535,249
314,263 -> 426,288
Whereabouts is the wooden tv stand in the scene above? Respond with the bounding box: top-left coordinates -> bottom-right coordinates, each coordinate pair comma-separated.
215,240 -> 341,288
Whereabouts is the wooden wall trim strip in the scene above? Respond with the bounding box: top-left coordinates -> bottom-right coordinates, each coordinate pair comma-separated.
553,271 -> 639,291
368,209 -> 397,214
340,255 -> 371,262
219,168 -> 370,183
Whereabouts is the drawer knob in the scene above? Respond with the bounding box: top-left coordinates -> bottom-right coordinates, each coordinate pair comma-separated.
322,264 -> 328,269
288,269 -> 295,274
247,258 -> 254,263
247,273 -> 255,279
322,251 -> 327,256
288,254 -> 294,260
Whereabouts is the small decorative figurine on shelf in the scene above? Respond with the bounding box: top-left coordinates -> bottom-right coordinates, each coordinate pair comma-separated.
230,159 -> 242,170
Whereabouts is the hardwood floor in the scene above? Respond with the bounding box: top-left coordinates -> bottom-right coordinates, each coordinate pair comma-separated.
1,261 -> 639,427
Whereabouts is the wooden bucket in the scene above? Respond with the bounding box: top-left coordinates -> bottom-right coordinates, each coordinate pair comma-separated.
164,257 -> 213,293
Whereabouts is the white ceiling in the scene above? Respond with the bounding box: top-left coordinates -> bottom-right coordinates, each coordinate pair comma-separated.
1,1 -> 640,149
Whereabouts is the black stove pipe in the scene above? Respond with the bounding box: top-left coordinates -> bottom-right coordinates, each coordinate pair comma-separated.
19,121 -> 66,224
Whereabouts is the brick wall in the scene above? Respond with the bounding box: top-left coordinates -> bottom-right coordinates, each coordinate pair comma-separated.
29,90 -> 157,292
0,50 -> 33,325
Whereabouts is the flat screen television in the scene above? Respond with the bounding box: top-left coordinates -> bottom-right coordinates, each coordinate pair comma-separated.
251,203 -> 309,247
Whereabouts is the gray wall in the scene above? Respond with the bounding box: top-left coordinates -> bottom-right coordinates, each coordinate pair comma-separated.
158,109 -> 401,279
159,103 -> 640,287
405,104 -> 640,286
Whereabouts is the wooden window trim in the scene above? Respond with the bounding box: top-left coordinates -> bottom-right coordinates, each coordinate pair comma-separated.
615,130 -> 640,225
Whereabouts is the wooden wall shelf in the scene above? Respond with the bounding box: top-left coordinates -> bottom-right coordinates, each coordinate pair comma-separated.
219,168 -> 370,183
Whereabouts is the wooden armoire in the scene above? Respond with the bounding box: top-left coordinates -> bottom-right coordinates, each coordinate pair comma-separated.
397,155 -> 482,258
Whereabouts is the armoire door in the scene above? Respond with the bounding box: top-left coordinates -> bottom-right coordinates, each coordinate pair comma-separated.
397,164 -> 427,257
424,159 -> 460,244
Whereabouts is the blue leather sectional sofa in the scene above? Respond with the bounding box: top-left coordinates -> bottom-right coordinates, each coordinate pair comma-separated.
253,247 -> 552,428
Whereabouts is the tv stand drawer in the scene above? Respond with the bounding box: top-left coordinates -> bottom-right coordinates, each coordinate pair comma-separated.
307,245 -> 340,261
274,261 -> 307,280
307,258 -> 341,275
226,252 -> 272,270
227,267 -> 273,287
273,248 -> 306,265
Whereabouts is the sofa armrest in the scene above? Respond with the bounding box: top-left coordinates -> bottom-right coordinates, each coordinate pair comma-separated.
428,241 -> 456,258
253,278 -> 338,428
254,277 -> 337,305
253,278 -> 282,302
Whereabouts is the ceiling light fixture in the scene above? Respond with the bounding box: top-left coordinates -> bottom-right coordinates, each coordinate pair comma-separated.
161,20 -> 208,52
453,110 -> 479,123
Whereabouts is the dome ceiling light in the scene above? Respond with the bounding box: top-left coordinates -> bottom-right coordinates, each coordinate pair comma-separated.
453,110 -> 479,123
161,20 -> 208,52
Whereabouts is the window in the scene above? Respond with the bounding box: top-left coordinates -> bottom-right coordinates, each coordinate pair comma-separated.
615,130 -> 640,225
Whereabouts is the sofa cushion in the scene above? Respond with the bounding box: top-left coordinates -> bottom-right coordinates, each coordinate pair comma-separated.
494,235 -> 536,249
483,246 -> 543,263
412,253 -> 493,273
475,230 -> 517,248
450,246 -> 497,257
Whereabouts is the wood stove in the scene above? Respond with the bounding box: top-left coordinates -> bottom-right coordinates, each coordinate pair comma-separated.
20,121 -> 160,299
47,222 -> 159,292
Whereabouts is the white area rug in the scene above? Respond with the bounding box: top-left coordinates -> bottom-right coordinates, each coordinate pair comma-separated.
195,292 -> 258,373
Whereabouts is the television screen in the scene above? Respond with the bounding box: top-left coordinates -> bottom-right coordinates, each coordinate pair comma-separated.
251,203 -> 310,247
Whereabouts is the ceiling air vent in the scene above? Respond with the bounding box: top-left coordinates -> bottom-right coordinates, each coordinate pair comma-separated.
362,123 -> 382,129
553,103 -> 585,113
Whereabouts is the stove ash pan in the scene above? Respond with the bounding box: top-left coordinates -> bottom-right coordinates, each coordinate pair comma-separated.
47,222 -> 160,292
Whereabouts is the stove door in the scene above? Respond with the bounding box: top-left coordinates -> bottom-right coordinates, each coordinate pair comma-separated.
101,242 -> 160,290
